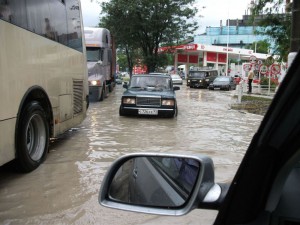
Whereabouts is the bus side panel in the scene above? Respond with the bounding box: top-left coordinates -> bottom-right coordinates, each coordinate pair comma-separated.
0,119 -> 16,166
0,17 -> 87,164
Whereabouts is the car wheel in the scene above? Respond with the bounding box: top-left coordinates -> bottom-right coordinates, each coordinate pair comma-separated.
16,101 -> 49,172
172,105 -> 178,118
119,106 -> 125,116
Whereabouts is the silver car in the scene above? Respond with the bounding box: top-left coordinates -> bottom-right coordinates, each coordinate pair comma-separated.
171,74 -> 183,85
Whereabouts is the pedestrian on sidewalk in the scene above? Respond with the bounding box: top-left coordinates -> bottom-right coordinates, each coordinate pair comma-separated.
248,70 -> 254,94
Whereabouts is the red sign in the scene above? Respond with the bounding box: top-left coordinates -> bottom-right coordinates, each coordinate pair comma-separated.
189,55 -> 199,64
133,65 -> 147,74
243,64 -> 252,72
207,52 -> 226,63
270,64 -> 281,75
177,54 -> 198,64
207,52 -> 217,62
158,44 -> 198,53
177,54 -> 188,63
260,65 -> 268,74
218,53 -> 227,63
183,44 -> 198,51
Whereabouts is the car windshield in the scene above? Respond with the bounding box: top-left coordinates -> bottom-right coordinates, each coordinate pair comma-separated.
171,75 -> 181,79
129,76 -> 171,90
189,71 -> 206,78
215,77 -> 230,82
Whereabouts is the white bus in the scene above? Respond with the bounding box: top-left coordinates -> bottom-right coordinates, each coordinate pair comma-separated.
0,0 -> 88,172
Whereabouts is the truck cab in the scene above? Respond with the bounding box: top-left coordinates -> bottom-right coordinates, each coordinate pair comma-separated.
84,27 -> 115,101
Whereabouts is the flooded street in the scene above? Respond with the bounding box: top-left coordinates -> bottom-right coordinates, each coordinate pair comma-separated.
0,84 -> 263,225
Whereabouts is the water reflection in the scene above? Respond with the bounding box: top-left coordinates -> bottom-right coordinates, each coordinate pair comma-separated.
0,85 -> 263,224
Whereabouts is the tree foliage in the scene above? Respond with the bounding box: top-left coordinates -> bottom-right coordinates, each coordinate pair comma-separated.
251,0 -> 292,61
99,0 -> 198,73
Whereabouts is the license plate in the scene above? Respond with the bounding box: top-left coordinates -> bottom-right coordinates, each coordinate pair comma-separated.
138,109 -> 158,115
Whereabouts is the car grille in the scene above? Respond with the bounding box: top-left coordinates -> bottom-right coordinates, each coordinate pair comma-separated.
136,96 -> 161,107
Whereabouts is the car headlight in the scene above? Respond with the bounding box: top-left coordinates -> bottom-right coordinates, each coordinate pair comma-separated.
123,97 -> 136,104
89,80 -> 101,86
162,99 -> 175,106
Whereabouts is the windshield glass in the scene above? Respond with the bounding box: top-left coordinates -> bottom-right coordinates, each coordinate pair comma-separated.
86,47 -> 101,61
129,76 -> 171,90
189,72 -> 206,78
171,75 -> 181,79
215,77 -> 230,82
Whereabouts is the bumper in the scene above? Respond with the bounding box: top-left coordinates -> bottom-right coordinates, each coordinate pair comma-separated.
190,82 -> 206,88
209,85 -> 229,90
89,86 -> 103,100
120,106 -> 176,117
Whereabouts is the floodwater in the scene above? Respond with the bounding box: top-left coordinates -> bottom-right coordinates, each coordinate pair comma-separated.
0,84 -> 263,225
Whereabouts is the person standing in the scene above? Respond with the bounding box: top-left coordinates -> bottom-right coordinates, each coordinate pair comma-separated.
248,70 -> 254,94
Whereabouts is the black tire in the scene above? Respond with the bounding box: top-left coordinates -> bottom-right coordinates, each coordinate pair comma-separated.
99,87 -> 104,101
119,106 -> 124,116
174,107 -> 178,117
16,101 -> 49,172
172,105 -> 178,118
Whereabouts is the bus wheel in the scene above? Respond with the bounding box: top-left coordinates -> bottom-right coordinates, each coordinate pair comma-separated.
16,101 -> 49,172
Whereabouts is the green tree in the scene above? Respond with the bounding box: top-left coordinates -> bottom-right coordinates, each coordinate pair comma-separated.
99,0 -> 198,73
251,0 -> 292,61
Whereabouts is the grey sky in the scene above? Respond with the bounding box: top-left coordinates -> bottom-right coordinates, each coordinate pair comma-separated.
81,0 -> 252,34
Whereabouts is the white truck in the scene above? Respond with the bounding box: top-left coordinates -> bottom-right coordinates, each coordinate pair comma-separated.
84,27 -> 116,101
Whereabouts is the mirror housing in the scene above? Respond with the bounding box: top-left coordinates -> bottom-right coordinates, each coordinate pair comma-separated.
173,86 -> 180,91
99,153 -> 222,216
123,83 -> 128,89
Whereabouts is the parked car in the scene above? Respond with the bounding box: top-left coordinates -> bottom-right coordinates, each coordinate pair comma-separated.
209,76 -> 236,91
115,78 -> 123,85
100,51 -> 300,224
187,68 -> 219,88
170,74 -> 183,85
119,74 -> 180,117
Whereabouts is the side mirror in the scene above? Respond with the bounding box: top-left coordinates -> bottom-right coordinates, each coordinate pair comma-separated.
123,83 -> 128,89
173,86 -> 180,91
99,153 -> 223,216
97,60 -> 103,65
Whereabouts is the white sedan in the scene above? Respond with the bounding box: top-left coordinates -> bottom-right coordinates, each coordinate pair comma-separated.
171,74 -> 183,85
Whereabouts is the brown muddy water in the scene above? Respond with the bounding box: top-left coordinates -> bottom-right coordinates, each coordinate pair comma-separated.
0,84 -> 263,225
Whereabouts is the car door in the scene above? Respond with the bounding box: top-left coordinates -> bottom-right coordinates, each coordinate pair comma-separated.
214,51 -> 300,225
